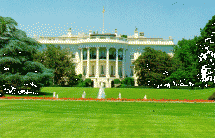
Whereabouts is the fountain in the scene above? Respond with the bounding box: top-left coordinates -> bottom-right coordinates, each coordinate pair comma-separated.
97,82 -> 106,99
82,91 -> 86,98
119,93 -> 121,99
53,92 -> 56,98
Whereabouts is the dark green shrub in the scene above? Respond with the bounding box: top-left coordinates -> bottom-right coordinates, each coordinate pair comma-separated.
48,83 -> 61,87
0,90 -> 4,97
114,79 -> 121,84
127,79 -> 132,86
207,81 -> 215,88
208,92 -> 215,100
195,81 -> 202,87
84,79 -> 92,87
120,84 -> 127,88
68,74 -> 83,87
121,77 -> 134,86
76,79 -> 92,87
111,81 -> 114,88
77,82 -> 85,87
170,86 -> 202,89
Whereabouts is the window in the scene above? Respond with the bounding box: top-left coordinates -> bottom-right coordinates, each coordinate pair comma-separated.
109,50 -> 116,59
83,50 -> 87,60
90,49 -> 96,59
99,49 -> 106,59
111,66 -> 113,75
118,50 -> 123,60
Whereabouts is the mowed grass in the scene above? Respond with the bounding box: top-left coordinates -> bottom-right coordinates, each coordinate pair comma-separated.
6,87 -> 215,100
0,100 -> 214,138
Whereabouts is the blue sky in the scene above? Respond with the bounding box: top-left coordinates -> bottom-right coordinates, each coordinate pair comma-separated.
1,0 -> 214,44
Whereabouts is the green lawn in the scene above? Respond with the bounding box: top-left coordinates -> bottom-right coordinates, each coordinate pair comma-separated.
0,100 -> 214,138
5,87 -> 215,100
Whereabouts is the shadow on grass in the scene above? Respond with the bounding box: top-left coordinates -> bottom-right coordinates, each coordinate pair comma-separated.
5,91 -> 53,97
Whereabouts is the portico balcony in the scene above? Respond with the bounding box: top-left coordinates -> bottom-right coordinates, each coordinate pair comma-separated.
110,74 -> 115,77
83,54 -> 123,60
99,74 -> 106,77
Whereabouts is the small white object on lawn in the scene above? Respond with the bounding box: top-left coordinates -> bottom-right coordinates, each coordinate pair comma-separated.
53,92 -> 56,98
98,82 -> 105,99
82,91 -> 86,98
144,95 -> 147,99
56,94 -> 58,98
119,93 -> 121,99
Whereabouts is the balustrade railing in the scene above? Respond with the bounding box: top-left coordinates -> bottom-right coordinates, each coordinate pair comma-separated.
38,36 -> 174,44
82,55 -> 123,60
89,75 -> 95,77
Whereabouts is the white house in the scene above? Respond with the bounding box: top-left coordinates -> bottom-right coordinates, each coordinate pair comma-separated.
35,28 -> 174,88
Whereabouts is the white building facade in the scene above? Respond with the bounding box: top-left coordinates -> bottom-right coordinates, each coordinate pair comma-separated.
35,29 -> 174,88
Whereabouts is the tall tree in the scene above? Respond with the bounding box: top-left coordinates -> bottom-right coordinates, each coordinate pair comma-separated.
174,37 -> 199,69
133,47 -> 182,88
33,44 -> 77,86
167,36 -> 200,88
196,15 -> 215,88
0,16 -> 54,96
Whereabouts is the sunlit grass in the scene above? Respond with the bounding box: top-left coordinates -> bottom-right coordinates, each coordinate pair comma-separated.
0,100 -> 214,138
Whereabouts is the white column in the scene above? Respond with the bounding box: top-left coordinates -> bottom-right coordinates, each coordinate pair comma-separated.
106,48 -> 110,78
94,79 -> 97,88
115,48 -> 119,78
86,47 -> 90,78
134,66 -> 138,86
122,48 -> 126,78
96,47 -> 99,78
80,48 -> 83,75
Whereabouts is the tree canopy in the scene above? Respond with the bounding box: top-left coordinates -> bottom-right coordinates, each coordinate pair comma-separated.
165,37 -> 200,88
196,15 -> 215,88
0,16 -> 54,96
33,44 -> 77,86
133,47 -> 182,88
